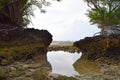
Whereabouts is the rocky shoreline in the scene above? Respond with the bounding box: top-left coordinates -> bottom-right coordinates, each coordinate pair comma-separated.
73,34 -> 120,64
0,28 -> 53,80
0,54 -> 51,80
73,34 -> 120,80
0,28 -> 52,66
1,28 -> 120,80
74,56 -> 120,80
48,45 -> 80,53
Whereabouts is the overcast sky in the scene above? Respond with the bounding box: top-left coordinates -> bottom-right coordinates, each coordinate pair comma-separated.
28,0 -> 100,41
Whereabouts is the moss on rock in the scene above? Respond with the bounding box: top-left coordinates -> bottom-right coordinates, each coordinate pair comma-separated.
56,76 -> 77,80
0,28 -> 52,65
0,67 -> 9,80
73,35 -> 120,64
32,69 -> 50,80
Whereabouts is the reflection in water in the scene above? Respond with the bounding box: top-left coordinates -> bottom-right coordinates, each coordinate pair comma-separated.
47,51 -> 82,76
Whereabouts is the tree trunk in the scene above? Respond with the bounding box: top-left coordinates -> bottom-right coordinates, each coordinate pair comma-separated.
8,0 -> 22,27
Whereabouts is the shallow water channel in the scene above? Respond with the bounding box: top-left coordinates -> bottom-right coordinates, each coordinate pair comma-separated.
47,51 -> 82,76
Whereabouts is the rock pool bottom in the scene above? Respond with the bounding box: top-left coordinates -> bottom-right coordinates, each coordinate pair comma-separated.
0,51 -> 120,80
0,54 -> 51,80
74,56 -> 120,80
47,51 -> 120,80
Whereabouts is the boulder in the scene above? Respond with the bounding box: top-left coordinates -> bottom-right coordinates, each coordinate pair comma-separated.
73,35 -> 120,64
0,28 -> 52,47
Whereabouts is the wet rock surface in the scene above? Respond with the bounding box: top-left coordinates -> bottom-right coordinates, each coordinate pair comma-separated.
73,35 -> 120,64
0,27 -> 53,79
74,56 -> 120,80
73,34 -> 120,80
0,54 -> 51,80
0,28 -> 52,66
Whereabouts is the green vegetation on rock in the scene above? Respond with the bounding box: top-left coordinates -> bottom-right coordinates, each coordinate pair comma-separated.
0,67 -> 9,80
32,69 -> 49,80
56,76 -> 77,80
14,77 -> 32,80
74,35 -> 120,64
0,43 -> 45,65
0,28 -> 52,65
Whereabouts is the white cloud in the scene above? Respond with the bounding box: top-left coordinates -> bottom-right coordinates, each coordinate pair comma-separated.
28,0 -> 100,41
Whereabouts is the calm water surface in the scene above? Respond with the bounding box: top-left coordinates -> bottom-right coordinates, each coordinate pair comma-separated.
47,51 -> 82,76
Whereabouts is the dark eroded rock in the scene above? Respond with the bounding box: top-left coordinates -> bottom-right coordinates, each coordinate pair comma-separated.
73,35 -> 120,64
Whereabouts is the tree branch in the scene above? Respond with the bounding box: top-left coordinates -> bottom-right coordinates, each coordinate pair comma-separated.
111,4 -> 120,12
